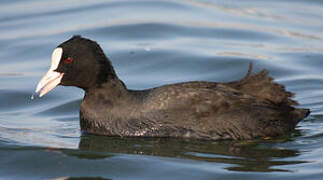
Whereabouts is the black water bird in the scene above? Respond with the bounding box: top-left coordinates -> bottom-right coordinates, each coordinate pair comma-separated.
35,35 -> 310,140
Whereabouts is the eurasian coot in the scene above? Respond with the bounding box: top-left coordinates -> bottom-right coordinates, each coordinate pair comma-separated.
35,35 -> 310,140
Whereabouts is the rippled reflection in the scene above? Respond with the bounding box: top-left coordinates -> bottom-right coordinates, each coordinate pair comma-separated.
77,134 -> 307,172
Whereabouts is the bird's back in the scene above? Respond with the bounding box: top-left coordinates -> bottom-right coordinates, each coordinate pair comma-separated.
136,63 -> 309,140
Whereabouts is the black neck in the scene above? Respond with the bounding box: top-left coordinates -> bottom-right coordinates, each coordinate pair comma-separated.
83,77 -> 130,106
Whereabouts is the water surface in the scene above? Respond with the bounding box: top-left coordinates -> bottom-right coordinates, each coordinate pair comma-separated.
1,0 -> 323,179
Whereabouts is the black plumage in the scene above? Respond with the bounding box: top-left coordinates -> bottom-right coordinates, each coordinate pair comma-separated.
40,35 -> 310,140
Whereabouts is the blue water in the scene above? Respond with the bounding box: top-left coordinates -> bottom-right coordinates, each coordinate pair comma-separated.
1,0 -> 323,179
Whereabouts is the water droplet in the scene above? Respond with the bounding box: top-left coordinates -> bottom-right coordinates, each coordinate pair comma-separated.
144,47 -> 151,51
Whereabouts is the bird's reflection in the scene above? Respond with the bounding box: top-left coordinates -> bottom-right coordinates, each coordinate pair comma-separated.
73,133 -> 307,172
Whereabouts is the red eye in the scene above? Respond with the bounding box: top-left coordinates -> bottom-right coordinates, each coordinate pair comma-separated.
65,57 -> 73,64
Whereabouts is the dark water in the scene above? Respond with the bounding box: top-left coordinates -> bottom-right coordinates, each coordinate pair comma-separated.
1,0 -> 323,179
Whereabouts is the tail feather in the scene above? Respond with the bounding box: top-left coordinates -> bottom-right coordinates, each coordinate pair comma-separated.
228,62 -> 298,106
226,62 -> 310,136
290,108 -> 310,125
